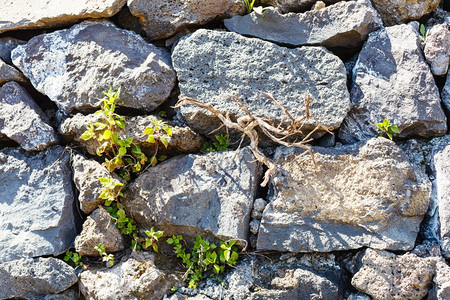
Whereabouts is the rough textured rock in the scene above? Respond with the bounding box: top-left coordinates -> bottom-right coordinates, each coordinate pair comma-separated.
0,37 -> 26,65
74,207 -> 124,256
122,147 -> 261,241
0,82 -> 58,151
79,251 -> 178,299
257,138 -> 431,252
173,29 -> 350,139
351,249 -> 437,300
443,72 -> 450,112
338,24 -> 447,144
259,0 -> 341,13
0,0 -> 126,34
127,0 -> 245,40
71,153 -> 123,214
12,20 -> 176,114
429,260 -> 450,300
371,0 -> 441,26
424,23 -> 450,76
0,59 -> 26,84
0,146 -> 77,262
224,1 -> 382,50
60,113 -> 204,158
0,257 -> 77,299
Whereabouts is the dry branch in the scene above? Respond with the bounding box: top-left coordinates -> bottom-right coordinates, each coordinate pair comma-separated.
175,93 -> 331,187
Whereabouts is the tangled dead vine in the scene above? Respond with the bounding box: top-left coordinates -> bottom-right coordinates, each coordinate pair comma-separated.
175,92 -> 331,187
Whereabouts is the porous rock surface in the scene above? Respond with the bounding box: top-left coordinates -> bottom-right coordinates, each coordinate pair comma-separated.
0,257 -> 77,299
71,153 -> 123,214
127,0 -> 245,40
429,260 -> 450,300
74,207 -> 124,256
0,82 -> 58,151
338,24 -> 447,144
60,113 -> 204,158
257,138 -> 431,252
0,0 -> 126,34
443,72 -> 450,112
0,37 -> 26,65
0,146 -> 77,262
259,0 -> 341,13
370,0 -> 441,26
351,249 -> 437,300
12,20 -> 176,114
424,23 -> 450,76
173,29 -> 350,139
224,0 -> 382,50
79,251 -> 177,299
0,59 -> 26,85
122,147 -> 261,241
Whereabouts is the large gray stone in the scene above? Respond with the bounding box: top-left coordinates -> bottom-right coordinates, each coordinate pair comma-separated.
351,249 -> 437,300
173,29 -> 350,139
60,113 -> 204,158
79,251 -> 178,300
0,257 -> 77,299
424,23 -> 450,76
257,138 -> 431,252
0,82 -> 58,151
429,260 -> 450,300
0,37 -> 26,65
12,20 -> 176,115
0,0 -> 126,34
122,147 -> 261,241
0,59 -> 26,85
71,153 -> 123,214
224,1 -> 382,50
0,146 -> 77,262
371,0 -> 440,26
338,24 -> 447,144
127,0 -> 245,40
444,72 -> 450,112
75,207 -> 124,256
259,0 -> 341,13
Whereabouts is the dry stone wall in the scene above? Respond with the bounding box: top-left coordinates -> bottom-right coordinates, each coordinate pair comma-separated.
0,0 -> 450,299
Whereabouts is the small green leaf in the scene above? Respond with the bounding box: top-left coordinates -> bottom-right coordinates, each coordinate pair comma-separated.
150,156 -> 158,166
147,135 -> 156,144
387,132 -> 393,140
390,125 -> 400,133
224,249 -> 231,261
420,24 -> 426,36
103,130 -> 112,140
163,126 -> 172,136
118,146 -> 127,156
144,127 -> 154,135
167,238 -> 174,244
160,136 -> 169,148
115,119 -> 125,129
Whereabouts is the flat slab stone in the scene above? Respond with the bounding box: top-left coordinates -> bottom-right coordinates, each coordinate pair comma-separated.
0,82 -> 58,151
0,0 -> 126,34
12,20 -> 176,115
0,146 -> 77,262
224,1 -> 382,50
424,23 -> 450,76
121,147 -> 261,242
338,24 -> 447,144
257,138 -> 431,252
127,0 -> 244,40
173,29 -> 350,139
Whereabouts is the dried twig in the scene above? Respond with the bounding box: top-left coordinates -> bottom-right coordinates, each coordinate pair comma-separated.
175,93 -> 331,187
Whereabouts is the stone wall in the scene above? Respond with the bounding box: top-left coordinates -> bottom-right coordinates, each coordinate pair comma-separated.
1,0 -> 450,299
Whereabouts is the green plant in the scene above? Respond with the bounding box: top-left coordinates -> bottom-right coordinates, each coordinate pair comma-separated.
95,243 -> 115,266
201,134 -> 230,153
143,227 -> 164,252
167,235 -> 239,289
143,118 -> 173,166
419,24 -> 429,44
64,250 -> 85,269
377,118 -> 399,140
98,176 -> 124,206
243,0 -> 255,13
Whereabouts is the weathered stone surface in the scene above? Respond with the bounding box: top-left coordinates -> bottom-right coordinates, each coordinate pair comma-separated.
424,23 -> 450,76
127,0 -> 245,40
443,72 -> 450,112
79,251 -> 178,300
12,20 -> 176,114
0,0 -> 126,34
259,0 -> 341,13
351,249 -> 437,300
0,257 -> 77,299
0,146 -> 77,262
429,260 -> 450,300
0,59 -> 26,84
173,29 -> 350,139
257,138 -> 431,252
338,24 -> 447,144
0,37 -> 26,65
122,147 -> 261,241
60,113 -> 204,158
224,1 -> 382,50
75,207 -> 124,256
71,153 -> 123,214
0,82 -> 58,151
371,0 -> 440,26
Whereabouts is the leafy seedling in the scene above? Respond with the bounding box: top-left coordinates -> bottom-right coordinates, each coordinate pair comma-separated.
377,118 -> 399,140
419,24 -> 429,45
